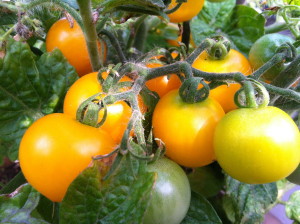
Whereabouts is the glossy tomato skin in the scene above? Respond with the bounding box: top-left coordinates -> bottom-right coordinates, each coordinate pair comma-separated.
167,0 -> 204,23
46,18 -> 106,77
249,33 -> 294,82
19,113 -> 116,202
146,62 -> 181,98
63,72 -> 146,144
192,49 -> 252,113
143,157 -> 191,224
214,106 -> 300,184
152,90 -> 225,168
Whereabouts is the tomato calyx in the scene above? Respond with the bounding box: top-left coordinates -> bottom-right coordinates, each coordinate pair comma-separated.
206,36 -> 231,60
179,77 -> 210,103
234,79 -> 270,109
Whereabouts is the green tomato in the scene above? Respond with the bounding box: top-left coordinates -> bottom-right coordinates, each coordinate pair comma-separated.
287,164 -> 300,185
143,157 -> 191,224
249,33 -> 295,82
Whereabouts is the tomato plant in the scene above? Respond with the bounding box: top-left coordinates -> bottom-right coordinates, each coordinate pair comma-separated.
248,33 -> 295,82
19,113 -> 116,202
167,0 -> 205,23
192,49 -> 252,112
46,18 -> 107,77
152,90 -> 225,168
214,106 -> 300,184
143,157 -> 191,224
63,71 -> 146,143
1,0 -> 300,223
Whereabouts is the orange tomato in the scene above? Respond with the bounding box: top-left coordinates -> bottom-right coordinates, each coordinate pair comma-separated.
19,113 -> 116,202
63,72 -> 146,143
192,49 -> 252,112
152,90 -> 225,167
46,18 -> 107,77
167,0 -> 205,23
146,59 -> 181,98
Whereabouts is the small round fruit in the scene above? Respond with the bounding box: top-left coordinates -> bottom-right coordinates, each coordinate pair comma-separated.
19,113 -> 116,202
143,157 -> 191,224
46,18 -> 107,76
214,106 -> 300,184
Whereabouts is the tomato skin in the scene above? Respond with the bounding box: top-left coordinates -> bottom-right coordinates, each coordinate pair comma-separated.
152,90 -> 225,168
167,0 -> 204,23
146,62 -> 181,98
249,33 -> 294,82
143,157 -> 191,224
214,106 -> 300,184
19,113 -> 116,202
46,18 -> 107,77
63,72 -> 146,143
192,49 -> 252,113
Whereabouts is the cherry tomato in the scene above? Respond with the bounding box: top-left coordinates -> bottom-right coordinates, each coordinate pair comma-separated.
152,90 -> 225,168
143,157 -> 191,224
249,33 -> 295,82
63,72 -> 146,143
167,0 -> 205,23
19,113 -> 116,202
46,18 -> 107,77
192,49 -> 252,112
146,60 -> 181,98
214,106 -> 300,184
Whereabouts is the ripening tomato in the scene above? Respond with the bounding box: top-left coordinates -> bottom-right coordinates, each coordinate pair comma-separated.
63,72 -> 146,143
143,157 -> 191,224
192,49 -> 252,112
146,59 -> 181,98
248,33 -> 295,82
152,90 -> 225,168
46,18 -> 107,76
19,113 -> 116,202
214,106 -> 300,184
167,0 -> 205,23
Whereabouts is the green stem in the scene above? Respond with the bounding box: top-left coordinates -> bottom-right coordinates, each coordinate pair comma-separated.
263,81 -> 300,104
265,23 -> 288,34
0,25 -> 16,42
243,81 -> 258,108
133,19 -> 149,53
250,52 -> 286,80
23,0 -> 83,27
186,39 -> 213,64
77,0 -> 102,71
126,15 -> 148,53
0,2 -> 18,12
281,6 -> 300,39
99,29 -> 127,63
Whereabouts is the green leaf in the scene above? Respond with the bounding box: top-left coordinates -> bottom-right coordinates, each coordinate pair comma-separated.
191,1 -> 265,56
188,163 -> 224,198
286,190 -> 300,222
60,163 -> 102,224
59,154 -> 156,224
0,39 -> 78,161
99,0 -> 166,15
0,6 -> 17,25
222,176 -> 278,224
181,191 -> 222,224
0,183 -> 49,223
